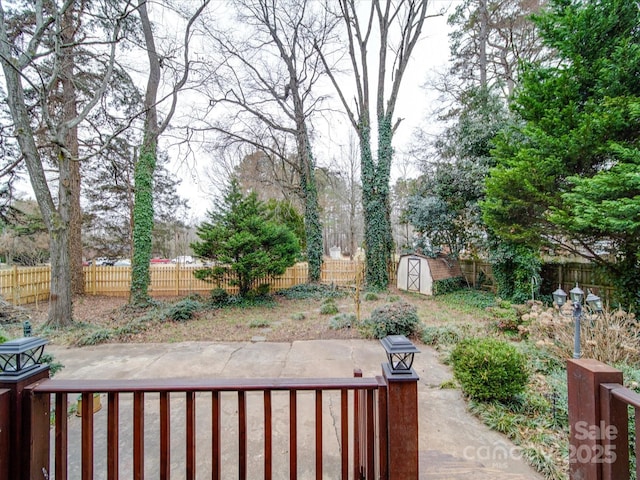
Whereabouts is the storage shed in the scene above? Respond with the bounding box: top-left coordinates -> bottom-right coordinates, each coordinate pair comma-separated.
396,253 -> 463,296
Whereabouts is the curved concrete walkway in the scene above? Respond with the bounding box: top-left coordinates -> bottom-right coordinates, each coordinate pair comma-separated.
47,340 -> 544,479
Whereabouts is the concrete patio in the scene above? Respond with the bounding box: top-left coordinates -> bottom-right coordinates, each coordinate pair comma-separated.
47,340 -> 545,479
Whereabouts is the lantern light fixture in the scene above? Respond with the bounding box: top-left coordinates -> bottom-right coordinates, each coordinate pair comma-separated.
552,283 -> 603,359
380,335 -> 420,374
0,337 -> 48,380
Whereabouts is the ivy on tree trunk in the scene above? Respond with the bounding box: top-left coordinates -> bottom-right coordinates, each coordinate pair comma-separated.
299,135 -> 323,283
360,116 -> 394,289
130,143 -> 156,306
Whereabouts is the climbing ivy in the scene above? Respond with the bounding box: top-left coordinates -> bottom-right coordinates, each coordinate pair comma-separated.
360,115 -> 395,290
301,142 -> 323,283
130,143 -> 156,306
489,238 -> 541,304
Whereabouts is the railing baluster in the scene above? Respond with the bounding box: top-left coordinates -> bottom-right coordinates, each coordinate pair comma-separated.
55,393 -> 68,480
29,377 -> 386,480
159,392 -> 170,480
186,391 -> 196,480
315,390 -> 322,479
366,389 -> 375,478
81,392 -> 94,480
340,389 -> 348,480
238,391 -> 247,479
264,390 -> 272,480
212,391 -> 220,480
290,390 -> 297,480
354,390 -> 361,479
353,370 -> 363,479
107,393 -> 119,480
376,377 -> 389,480
0,389 -> 9,480
636,406 -> 640,480
133,391 -> 144,480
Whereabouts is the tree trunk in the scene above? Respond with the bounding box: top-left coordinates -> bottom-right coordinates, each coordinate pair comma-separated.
61,4 -> 84,295
297,128 -> 323,283
478,0 -> 489,88
130,0 -> 161,306
359,115 -> 395,289
0,25 -> 73,327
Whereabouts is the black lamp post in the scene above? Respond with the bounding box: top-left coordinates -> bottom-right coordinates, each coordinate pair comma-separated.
552,283 -> 603,359
380,335 -> 420,374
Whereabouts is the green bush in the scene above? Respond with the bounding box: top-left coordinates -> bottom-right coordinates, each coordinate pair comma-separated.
276,283 -> 345,300
364,292 -> 379,301
0,332 -> 7,344
168,298 -> 202,322
451,337 -> 529,402
320,299 -> 339,315
209,288 -> 230,306
421,324 -> 471,346
433,277 -> 464,295
329,313 -> 356,330
362,301 -> 421,339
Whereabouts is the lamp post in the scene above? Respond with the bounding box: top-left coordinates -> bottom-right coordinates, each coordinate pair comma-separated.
552,283 -> 603,359
380,335 -> 420,374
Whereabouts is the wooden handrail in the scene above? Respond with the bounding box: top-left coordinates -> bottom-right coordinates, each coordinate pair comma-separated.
27,375 -> 385,480
32,376 -> 380,393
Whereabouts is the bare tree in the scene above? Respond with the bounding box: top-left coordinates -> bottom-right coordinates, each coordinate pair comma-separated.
318,0 -> 435,289
0,0 -> 131,327
130,0 -> 210,305
194,0 -> 338,282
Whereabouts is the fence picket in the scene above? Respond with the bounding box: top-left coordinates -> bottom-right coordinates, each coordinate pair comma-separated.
1,261 -> 361,305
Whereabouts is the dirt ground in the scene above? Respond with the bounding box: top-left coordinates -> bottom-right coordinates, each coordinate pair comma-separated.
3,289 -> 493,347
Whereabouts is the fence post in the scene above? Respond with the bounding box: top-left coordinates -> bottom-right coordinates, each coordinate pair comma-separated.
0,338 -> 51,480
567,359 -> 624,480
381,363 -> 419,480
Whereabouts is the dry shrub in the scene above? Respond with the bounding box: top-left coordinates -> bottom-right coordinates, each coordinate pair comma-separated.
528,303 -> 640,365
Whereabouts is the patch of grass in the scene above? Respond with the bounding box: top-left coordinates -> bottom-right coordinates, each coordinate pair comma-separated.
77,328 -> 113,346
439,379 -> 457,389
276,283 -> 346,300
329,313 -> 356,330
320,299 -> 339,315
364,292 -> 379,301
249,319 -> 271,329
436,289 -> 497,313
421,324 -> 473,346
291,312 -> 306,321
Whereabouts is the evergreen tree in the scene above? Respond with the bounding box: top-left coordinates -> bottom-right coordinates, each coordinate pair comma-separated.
192,180 -> 300,296
482,0 -> 640,308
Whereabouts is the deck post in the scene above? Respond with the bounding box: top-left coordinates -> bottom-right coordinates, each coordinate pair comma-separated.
381,363 -> 419,480
567,358 -> 623,480
0,338 -> 51,480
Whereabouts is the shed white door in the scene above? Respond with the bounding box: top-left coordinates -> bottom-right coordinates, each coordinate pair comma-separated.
407,257 -> 421,292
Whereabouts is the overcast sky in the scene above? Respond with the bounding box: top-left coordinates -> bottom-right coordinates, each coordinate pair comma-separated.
171,1 -> 458,220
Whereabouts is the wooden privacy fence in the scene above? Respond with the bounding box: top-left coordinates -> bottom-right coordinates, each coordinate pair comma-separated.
0,260 -> 364,306
459,259 -> 617,304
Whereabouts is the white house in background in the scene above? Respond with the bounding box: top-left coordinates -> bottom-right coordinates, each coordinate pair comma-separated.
396,253 -> 463,296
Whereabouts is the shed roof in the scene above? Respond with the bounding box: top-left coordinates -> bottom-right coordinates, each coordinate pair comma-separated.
399,253 -> 463,281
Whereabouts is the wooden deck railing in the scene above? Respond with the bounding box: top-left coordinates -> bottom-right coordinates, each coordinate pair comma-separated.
567,358 -> 636,479
0,359 -> 418,480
